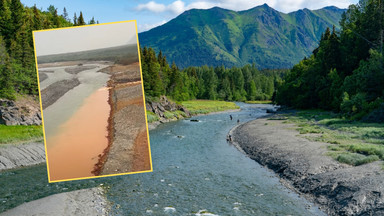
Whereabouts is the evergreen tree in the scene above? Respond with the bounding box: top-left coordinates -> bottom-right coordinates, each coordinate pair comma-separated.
9,0 -> 23,43
62,7 -> 68,21
0,1 -> 96,100
0,0 -> 11,43
47,5 -> 55,15
53,9 -> 61,27
89,16 -> 95,24
73,12 -> 77,26
77,11 -> 86,25
32,5 -> 41,30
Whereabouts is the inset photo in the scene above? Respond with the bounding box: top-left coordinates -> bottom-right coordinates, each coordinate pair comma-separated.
33,21 -> 152,183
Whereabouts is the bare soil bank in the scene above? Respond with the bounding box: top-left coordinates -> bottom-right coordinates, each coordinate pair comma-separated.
0,142 -> 45,171
94,62 -> 151,175
0,187 -> 109,216
231,116 -> 384,215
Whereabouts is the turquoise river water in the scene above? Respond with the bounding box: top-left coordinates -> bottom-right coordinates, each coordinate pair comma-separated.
105,103 -> 325,215
0,103 -> 325,215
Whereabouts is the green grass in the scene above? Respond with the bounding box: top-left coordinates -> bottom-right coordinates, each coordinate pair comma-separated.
180,100 -> 239,115
163,111 -> 177,119
146,111 -> 159,123
280,110 -> 384,166
245,100 -> 272,104
336,153 -> 379,166
0,125 -> 44,144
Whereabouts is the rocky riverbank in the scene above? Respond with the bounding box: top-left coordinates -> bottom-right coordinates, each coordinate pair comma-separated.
0,187 -> 109,216
146,96 -> 191,130
0,98 -> 41,126
0,142 -> 45,171
94,62 -> 151,175
231,116 -> 384,215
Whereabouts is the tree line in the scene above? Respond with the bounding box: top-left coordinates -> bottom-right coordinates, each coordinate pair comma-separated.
141,47 -> 284,102
0,0 -> 96,100
275,0 -> 384,121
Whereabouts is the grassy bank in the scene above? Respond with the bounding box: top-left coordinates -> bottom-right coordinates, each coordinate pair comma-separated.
146,100 -> 239,123
245,100 -> 272,104
274,110 -> 384,166
180,100 -> 239,115
0,125 -> 44,144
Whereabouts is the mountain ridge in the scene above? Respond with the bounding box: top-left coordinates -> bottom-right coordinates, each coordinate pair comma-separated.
139,4 -> 346,69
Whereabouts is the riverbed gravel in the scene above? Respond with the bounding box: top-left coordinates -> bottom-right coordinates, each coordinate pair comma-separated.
232,116 -> 384,215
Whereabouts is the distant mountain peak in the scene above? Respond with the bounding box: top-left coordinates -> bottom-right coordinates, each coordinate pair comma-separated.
322,6 -> 342,10
139,5 -> 346,69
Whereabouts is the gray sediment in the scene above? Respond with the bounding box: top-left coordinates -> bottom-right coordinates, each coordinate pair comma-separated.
0,142 -> 45,171
231,116 -> 384,215
41,78 -> 81,109
0,187 -> 109,216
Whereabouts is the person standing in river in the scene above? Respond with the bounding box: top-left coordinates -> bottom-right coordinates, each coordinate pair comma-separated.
230,115 -> 233,120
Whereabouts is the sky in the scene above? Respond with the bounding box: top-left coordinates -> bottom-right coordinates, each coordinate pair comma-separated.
21,0 -> 359,33
34,21 -> 137,56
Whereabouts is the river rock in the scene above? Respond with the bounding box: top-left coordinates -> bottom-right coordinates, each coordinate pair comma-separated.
0,99 -> 42,125
146,96 -> 191,121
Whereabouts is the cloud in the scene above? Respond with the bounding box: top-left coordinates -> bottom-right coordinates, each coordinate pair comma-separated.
136,0 -> 355,15
138,20 -> 167,32
136,1 -> 167,13
135,0 -> 356,32
168,0 -> 186,14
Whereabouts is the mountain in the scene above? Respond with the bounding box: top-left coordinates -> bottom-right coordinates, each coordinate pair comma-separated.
138,4 -> 346,69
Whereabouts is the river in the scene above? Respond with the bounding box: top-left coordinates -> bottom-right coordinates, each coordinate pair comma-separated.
105,103 -> 325,215
0,103 -> 325,215
39,63 -> 111,181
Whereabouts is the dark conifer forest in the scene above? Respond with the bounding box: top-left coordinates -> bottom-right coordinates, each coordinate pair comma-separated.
0,0 -> 94,100
275,0 -> 384,121
141,47 -> 284,102
1,0 -> 383,122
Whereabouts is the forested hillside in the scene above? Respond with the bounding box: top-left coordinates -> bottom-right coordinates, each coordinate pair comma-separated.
141,47 -> 284,101
0,0 -> 95,100
139,4 -> 345,69
276,0 -> 384,121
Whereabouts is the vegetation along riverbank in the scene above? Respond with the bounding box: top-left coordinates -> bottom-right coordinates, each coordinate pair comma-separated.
231,109 -> 384,215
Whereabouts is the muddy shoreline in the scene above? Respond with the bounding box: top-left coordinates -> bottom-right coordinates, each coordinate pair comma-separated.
92,81 -> 114,176
94,62 -> 150,176
231,115 -> 384,215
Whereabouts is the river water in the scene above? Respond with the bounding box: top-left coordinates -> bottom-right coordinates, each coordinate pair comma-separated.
0,103 -> 325,214
39,63 -> 111,181
105,103 -> 325,215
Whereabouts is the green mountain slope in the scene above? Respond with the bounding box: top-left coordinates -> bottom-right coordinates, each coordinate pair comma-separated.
139,4 -> 346,69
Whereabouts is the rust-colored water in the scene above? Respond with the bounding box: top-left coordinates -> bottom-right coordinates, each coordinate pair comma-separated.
46,87 -> 110,181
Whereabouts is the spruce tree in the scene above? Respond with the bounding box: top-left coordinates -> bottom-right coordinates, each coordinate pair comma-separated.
63,7 -> 68,21
77,11 -> 86,25
73,12 -> 77,26
32,5 -> 41,30
53,9 -> 61,27
89,16 -> 95,24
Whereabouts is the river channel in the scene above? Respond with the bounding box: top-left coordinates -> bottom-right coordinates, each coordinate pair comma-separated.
105,103 -> 325,215
0,103 -> 325,215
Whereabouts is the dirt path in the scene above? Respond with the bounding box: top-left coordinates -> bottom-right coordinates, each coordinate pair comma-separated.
0,142 -> 45,171
231,116 -> 384,215
0,187 -> 109,216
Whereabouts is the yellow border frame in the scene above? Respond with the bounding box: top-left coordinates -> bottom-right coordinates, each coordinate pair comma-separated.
32,20 -> 153,183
